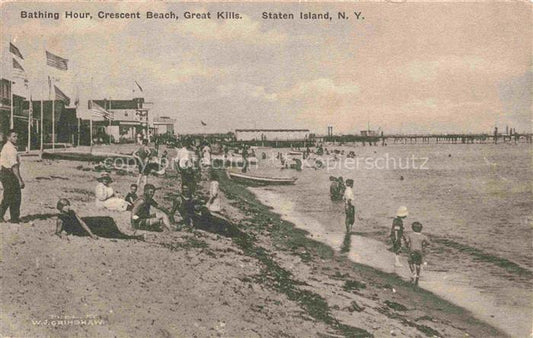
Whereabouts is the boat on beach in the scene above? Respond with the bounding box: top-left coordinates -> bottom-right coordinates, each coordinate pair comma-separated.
226,169 -> 297,186
42,150 -> 136,163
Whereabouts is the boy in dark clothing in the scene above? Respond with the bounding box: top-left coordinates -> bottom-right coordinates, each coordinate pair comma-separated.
337,177 -> 346,197
125,184 -> 138,211
170,185 -> 200,227
329,176 -> 340,201
390,206 -> 408,267
131,184 -> 174,232
56,199 -> 98,239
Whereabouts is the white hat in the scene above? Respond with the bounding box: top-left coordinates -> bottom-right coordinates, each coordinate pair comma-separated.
396,206 -> 408,217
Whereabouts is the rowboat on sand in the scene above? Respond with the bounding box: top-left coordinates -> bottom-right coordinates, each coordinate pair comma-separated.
42,150 -> 136,163
226,170 -> 297,186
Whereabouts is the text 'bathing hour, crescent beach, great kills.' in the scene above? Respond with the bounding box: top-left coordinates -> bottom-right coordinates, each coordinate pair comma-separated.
18,10 -> 364,21
19,10 -> 242,20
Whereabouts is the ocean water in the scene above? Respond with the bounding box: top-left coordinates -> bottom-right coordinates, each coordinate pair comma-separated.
247,143 -> 532,336
253,143 -> 533,270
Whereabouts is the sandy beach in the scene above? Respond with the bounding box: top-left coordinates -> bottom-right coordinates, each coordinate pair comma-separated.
0,151 -> 507,337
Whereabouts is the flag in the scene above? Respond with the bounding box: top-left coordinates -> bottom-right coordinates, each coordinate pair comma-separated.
135,80 -> 143,92
201,121 -> 207,126
13,58 -> 25,72
89,100 -> 111,119
54,85 -> 71,106
10,43 -> 24,59
46,51 -> 68,71
12,58 -> 26,79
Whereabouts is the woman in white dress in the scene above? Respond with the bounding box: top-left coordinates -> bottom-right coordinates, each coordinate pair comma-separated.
201,144 -> 212,167
206,172 -> 221,213
95,173 -> 129,211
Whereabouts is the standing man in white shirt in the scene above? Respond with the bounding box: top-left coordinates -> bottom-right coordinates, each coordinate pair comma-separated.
174,139 -> 196,193
343,179 -> 355,234
0,130 -> 24,223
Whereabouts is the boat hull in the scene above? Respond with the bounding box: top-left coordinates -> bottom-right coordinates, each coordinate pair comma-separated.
42,151 -> 136,163
227,171 -> 297,186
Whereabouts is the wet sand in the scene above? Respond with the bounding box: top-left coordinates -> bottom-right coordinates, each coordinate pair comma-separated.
250,152 -> 532,337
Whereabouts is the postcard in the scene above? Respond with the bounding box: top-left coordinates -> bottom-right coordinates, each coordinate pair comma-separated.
1,1 -> 531,337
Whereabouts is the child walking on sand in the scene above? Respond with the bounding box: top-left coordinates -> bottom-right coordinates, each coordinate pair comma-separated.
390,206 -> 408,267
55,199 -> 98,239
405,222 -> 430,285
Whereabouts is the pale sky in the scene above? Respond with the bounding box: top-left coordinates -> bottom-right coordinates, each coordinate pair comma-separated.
1,2 -> 531,134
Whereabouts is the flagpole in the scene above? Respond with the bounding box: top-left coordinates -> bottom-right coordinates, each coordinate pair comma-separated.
108,99 -> 112,145
10,81 -> 14,128
40,99 -> 43,157
9,37 -> 14,129
90,76 -> 94,152
90,100 -> 93,151
52,79 -> 55,151
27,89 -> 32,152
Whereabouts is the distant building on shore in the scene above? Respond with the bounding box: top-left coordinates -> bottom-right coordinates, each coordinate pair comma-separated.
360,129 -> 379,137
235,128 -> 311,142
153,116 -> 175,135
1,78 -> 79,149
90,98 -> 148,143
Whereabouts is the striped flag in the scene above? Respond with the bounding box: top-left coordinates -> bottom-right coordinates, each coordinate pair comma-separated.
12,58 -> 26,79
46,51 -> 68,71
89,100 -> 111,119
12,58 -> 26,78
10,43 -> 24,59
13,58 -> 25,72
54,85 -> 71,106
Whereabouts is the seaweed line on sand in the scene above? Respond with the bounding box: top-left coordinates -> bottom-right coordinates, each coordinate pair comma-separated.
213,169 -> 507,337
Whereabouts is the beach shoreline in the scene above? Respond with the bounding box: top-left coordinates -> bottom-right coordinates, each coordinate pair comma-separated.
0,156 -> 507,337
249,186 -> 531,337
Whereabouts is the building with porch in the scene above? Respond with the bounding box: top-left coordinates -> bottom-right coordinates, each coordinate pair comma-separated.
153,116 -> 175,135
90,98 -> 148,143
1,78 -> 78,149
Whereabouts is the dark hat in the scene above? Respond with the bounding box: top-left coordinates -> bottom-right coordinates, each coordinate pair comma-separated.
97,172 -> 112,182
144,183 -> 156,191
56,198 -> 70,210
412,222 -> 423,232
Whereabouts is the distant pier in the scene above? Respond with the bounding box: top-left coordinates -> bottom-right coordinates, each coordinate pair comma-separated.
321,132 -> 533,146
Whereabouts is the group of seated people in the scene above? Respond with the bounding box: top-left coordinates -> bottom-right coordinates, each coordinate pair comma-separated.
55,170 -> 222,239
129,175 -> 221,233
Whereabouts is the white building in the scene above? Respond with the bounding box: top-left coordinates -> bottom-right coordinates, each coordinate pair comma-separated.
153,116 -> 175,135
235,129 -> 310,141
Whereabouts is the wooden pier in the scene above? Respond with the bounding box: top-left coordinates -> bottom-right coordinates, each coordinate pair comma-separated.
321,132 -> 532,146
